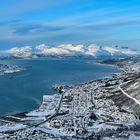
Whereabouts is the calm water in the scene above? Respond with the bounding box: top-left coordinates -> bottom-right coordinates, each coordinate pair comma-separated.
0,58 -> 119,116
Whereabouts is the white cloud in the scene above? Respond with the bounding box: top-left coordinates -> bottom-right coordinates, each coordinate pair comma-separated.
7,46 -> 32,58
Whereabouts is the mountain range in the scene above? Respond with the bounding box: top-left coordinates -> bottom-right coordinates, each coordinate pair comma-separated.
0,44 -> 139,59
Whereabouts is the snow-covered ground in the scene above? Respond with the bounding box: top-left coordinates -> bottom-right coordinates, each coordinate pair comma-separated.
0,64 -> 23,75
0,56 -> 140,139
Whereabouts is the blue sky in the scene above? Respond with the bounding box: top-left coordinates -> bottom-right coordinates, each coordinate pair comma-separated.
0,0 -> 140,50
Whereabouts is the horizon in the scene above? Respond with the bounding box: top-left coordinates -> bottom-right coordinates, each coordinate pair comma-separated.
0,0 -> 140,50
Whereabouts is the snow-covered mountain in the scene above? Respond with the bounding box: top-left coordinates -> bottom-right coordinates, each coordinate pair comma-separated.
85,44 -> 113,57
0,44 -> 139,59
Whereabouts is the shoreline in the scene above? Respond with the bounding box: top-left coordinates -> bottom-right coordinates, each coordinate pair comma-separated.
0,57 -> 140,139
0,60 -> 120,118
0,66 -> 121,119
0,60 -> 124,124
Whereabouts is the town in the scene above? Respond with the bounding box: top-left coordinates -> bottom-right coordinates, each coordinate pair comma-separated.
0,57 -> 140,139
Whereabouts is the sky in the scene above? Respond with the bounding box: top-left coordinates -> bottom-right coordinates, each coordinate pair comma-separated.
0,0 -> 140,50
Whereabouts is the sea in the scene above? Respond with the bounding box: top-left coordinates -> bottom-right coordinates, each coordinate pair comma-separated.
0,58 -> 120,116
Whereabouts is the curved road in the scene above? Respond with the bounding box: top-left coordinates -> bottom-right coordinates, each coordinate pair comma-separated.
118,83 -> 140,106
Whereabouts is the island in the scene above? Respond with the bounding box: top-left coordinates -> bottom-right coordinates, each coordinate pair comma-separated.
0,64 -> 23,76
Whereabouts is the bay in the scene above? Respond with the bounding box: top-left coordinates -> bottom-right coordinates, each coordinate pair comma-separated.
0,58 -> 119,116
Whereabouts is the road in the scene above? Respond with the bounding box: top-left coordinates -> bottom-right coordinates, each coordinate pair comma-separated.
118,83 -> 140,106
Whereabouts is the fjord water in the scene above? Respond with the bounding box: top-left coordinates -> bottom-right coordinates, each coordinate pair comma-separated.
0,58 -> 119,116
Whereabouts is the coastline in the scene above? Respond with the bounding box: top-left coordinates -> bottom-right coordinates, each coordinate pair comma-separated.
0,63 -> 24,76
0,62 -> 120,119
0,59 -> 120,117
0,57 -> 140,139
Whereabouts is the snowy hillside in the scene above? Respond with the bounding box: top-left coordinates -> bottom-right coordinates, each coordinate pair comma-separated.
1,44 -> 139,59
